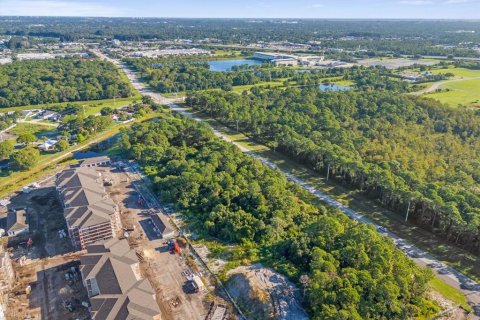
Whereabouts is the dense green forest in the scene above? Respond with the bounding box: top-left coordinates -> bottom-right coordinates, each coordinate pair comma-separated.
1,17 -> 480,57
118,117 -> 436,319
186,88 -> 480,255
0,58 -> 133,107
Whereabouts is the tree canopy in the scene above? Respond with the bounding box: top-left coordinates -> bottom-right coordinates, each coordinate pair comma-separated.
118,117 -> 436,319
186,87 -> 480,255
0,58 -> 133,107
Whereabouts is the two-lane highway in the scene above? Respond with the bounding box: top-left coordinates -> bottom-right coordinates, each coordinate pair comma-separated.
93,50 -> 480,316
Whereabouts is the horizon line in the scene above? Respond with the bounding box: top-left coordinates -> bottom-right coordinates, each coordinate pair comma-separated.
0,15 -> 480,21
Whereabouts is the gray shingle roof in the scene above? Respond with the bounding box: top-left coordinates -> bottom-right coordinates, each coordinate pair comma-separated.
80,239 -> 160,320
80,156 -> 111,167
56,168 -> 117,229
150,213 -> 174,237
6,209 -> 28,233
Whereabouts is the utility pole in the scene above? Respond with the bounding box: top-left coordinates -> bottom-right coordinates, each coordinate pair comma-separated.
405,200 -> 411,222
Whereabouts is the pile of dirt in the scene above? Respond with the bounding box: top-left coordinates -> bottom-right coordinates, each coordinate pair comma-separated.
225,264 -> 308,320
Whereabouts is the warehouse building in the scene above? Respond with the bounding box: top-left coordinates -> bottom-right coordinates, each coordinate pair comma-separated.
80,239 -> 161,320
56,167 -> 121,250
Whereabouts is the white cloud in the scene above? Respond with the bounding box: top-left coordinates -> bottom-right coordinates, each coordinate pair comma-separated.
398,0 -> 433,5
307,3 -> 325,8
0,0 -> 125,17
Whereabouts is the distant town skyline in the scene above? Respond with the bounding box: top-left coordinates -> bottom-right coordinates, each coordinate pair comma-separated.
0,0 -> 480,19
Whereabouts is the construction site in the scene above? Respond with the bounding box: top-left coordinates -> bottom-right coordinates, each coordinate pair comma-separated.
0,158 -> 234,320
107,161 -> 234,320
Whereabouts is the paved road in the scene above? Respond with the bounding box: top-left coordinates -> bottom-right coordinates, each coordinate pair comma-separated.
96,51 -> 480,316
0,123 -> 16,142
412,75 -> 480,95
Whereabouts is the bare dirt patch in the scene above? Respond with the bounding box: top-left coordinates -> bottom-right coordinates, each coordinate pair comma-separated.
226,264 -> 308,320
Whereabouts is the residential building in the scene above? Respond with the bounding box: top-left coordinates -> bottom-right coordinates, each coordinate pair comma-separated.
38,139 -> 58,151
80,239 -> 161,320
56,167 -> 121,250
6,209 -> 29,237
150,213 -> 175,239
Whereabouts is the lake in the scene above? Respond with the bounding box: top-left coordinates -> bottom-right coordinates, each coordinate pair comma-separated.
209,59 -> 263,72
319,84 -> 352,92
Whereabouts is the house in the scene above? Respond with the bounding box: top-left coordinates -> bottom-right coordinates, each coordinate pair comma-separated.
6,209 -> 29,237
80,239 -> 161,320
150,213 -> 175,239
38,139 -> 58,151
79,156 -> 111,168
56,167 -> 121,250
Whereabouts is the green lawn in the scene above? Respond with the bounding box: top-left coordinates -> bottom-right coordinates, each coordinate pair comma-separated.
0,95 -> 141,114
426,79 -> 480,108
429,277 -> 472,312
9,123 -> 57,138
79,97 -> 141,116
430,67 -> 480,79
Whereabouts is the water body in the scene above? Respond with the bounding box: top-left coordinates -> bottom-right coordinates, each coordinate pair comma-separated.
319,84 -> 352,92
209,59 -> 263,72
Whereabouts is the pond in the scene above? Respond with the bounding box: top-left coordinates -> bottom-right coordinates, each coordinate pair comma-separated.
319,84 -> 352,92
208,59 -> 263,72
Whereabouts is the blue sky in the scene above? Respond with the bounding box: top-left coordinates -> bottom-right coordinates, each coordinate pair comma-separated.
0,0 -> 479,19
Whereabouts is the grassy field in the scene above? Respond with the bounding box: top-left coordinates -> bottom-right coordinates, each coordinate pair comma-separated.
9,123 -> 57,138
431,67 -> 480,78
422,67 -> 480,107
429,277 -> 472,312
0,95 -> 141,114
426,79 -> 480,108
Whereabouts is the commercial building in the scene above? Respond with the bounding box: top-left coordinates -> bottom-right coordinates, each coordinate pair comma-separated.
253,52 -> 296,61
273,58 -> 298,67
56,167 -> 121,250
6,209 -> 29,237
80,239 -> 161,320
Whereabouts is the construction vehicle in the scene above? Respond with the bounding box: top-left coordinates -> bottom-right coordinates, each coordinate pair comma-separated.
167,240 -> 181,254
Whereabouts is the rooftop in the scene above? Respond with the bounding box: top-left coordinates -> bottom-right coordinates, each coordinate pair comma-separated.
6,209 -> 28,233
80,239 -> 161,320
150,213 -> 175,237
80,156 -> 111,167
56,167 -> 117,229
